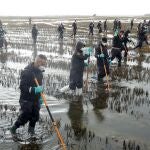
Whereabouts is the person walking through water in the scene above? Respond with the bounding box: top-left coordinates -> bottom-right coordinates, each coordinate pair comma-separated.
10,54 -> 47,139
130,19 -> 134,30
69,41 -> 90,95
104,19 -> 108,34
0,21 -> 7,50
133,25 -> 149,49
97,21 -> 102,34
95,37 -> 110,82
89,21 -> 94,36
122,30 -> 132,58
32,24 -> 38,44
57,23 -> 65,39
111,30 -> 125,67
72,20 -> 77,38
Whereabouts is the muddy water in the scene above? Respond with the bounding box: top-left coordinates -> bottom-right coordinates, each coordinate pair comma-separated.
0,17 -> 150,149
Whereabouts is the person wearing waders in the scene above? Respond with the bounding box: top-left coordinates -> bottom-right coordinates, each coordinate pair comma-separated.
104,19 -> 108,34
0,22 -> 7,50
97,21 -> 102,34
110,30 -> 125,67
89,21 -> 94,36
95,37 -> 110,82
133,25 -> 149,49
32,24 -> 38,44
72,20 -> 77,38
57,23 -> 65,39
69,41 -> 90,95
10,54 -> 47,138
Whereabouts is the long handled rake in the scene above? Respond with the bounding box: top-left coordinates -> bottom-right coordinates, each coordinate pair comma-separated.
33,75 -> 67,150
100,46 -> 110,91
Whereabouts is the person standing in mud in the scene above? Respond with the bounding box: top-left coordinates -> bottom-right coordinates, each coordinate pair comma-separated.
113,19 -> 117,32
29,17 -> 32,25
122,30 -> 132,58
89,21 -> 94,36
10,54 -> 47,138
133,25 -> 149,49
95,37 -> 110,81
111,30 -> 125,67
137,22 -> 142,34
130,19 -> 134,30
0,22 -> 7,50
69,41 -> 90,95
72,20 -> 77,38
32,24 -> 38,44
97,21 -> 102,34
104,19 -> 108,34
148,20 -> 150,33
117,20 -> 122,30
57,23 -> 65,39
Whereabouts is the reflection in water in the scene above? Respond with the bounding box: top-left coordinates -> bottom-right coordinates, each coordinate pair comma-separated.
0,51 -> 8,68
58,39 -> 64,55
67,96 -> 86,140
0,18 -> 150,149
90,83 -> 108,122
18,143 -> 42,150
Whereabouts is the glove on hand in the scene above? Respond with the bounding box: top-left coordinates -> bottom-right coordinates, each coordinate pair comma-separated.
34,86 -> 43,94
100,53 -> 104,58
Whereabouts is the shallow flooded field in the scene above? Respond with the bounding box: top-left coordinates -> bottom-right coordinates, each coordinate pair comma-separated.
0,16 -> 150,149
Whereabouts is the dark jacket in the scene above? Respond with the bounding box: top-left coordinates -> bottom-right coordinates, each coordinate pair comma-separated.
72,22 -> 77,30
112,35 -> 124,50
69,41 -> 89,89
138,28 -> 147,41
32,27 -> 38,39
123,30 -> 131,45
58,24 -> 65,33
19,63 -> 43,103
95,42 -> 109,60
0,28 -> 6,38
95,42 -> 109,78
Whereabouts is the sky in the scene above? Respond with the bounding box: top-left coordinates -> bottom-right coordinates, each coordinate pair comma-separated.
0,0 -> 150,16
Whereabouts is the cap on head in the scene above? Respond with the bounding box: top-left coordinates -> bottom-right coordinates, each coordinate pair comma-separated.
76,41 -> 85,51
37,54 -> 47,60
35,54 -> 47,68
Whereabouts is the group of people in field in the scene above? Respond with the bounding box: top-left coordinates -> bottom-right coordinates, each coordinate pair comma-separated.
0,18 -> 149,139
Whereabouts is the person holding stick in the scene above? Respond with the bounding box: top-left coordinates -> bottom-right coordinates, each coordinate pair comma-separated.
69,41 -> 90,95
10,54 -> 47,138
95,37 -> 110,82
